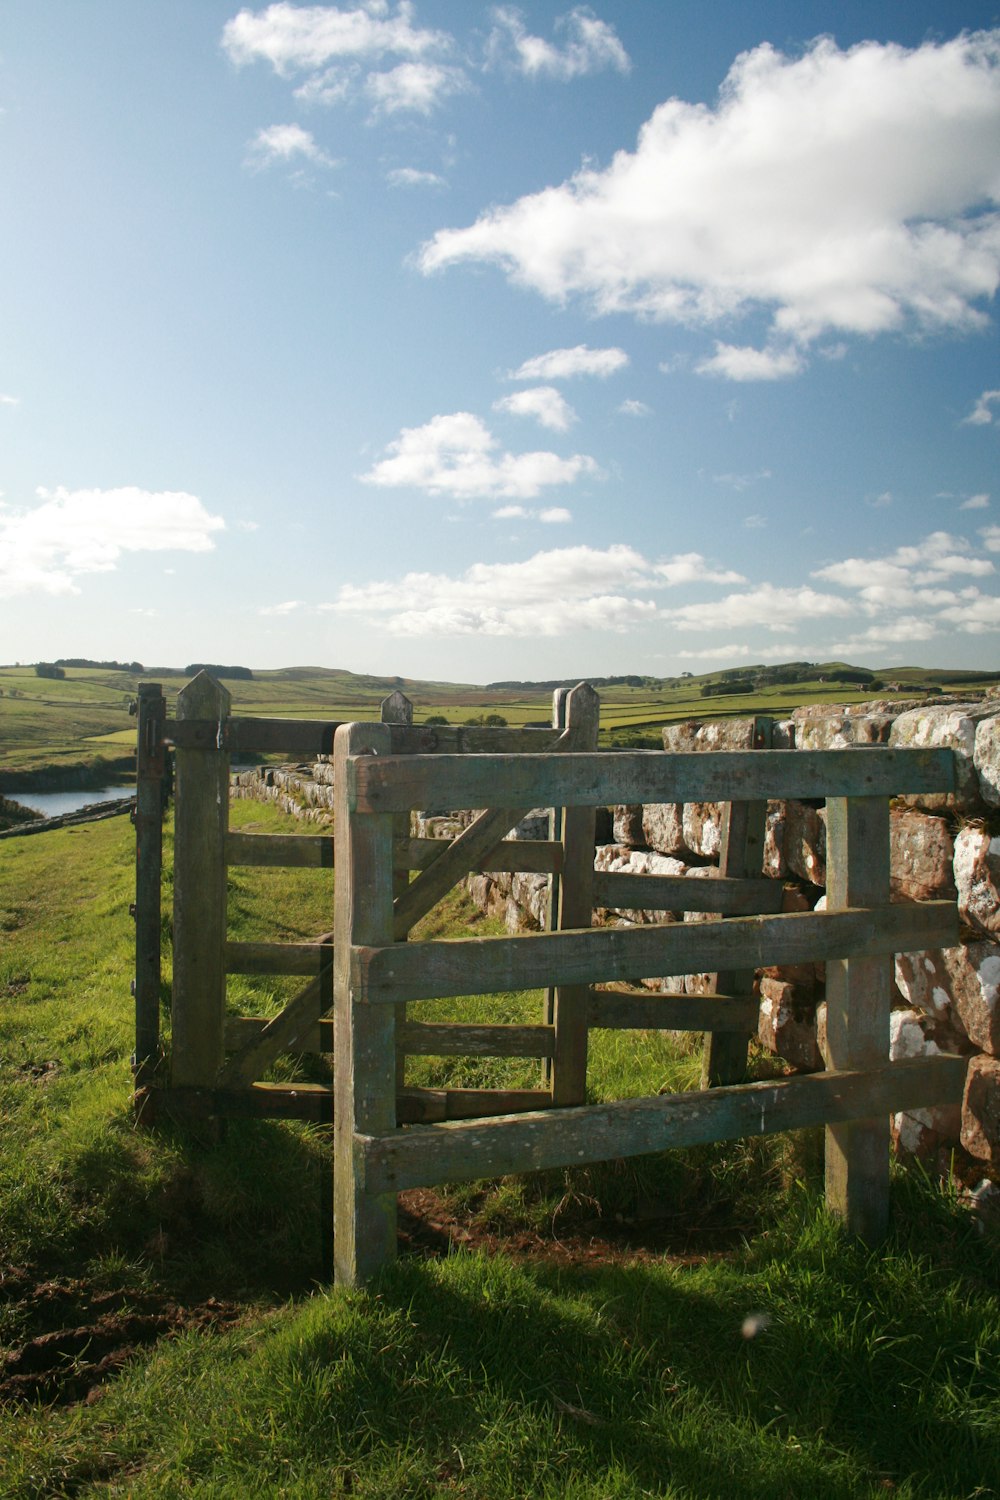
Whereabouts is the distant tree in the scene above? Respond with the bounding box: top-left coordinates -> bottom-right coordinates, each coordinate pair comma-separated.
425,715 -> 449,725
463,713 -> 508,726
185,664 -> 254,681
35,662 -> 66,680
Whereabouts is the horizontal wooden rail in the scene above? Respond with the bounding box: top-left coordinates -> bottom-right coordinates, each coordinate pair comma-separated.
360,1054 -> 969,1193
352,901 -> 957,1004
350,747 -> 955,813
226,940 -> 331,975
398,1021 -> 555,1058
144,1081 -> 550,1125
168,718 -> 564,757
588,987 -> 759,1032
397,1087 -> 551,1123
225,831 -> 562,874
592,871 -> 785,915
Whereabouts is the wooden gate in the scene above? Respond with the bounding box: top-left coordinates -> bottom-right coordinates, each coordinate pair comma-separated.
331,712 -> 963,1283
132,672 -> 600,1126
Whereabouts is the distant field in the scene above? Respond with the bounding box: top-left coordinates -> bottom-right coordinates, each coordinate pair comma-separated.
2,659 -> 995,777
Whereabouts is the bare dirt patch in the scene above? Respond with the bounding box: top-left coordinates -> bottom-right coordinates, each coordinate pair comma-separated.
0,1266 -> 244,1408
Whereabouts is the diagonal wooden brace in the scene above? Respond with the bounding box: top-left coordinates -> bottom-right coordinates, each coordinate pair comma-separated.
218,955 -> 332,1087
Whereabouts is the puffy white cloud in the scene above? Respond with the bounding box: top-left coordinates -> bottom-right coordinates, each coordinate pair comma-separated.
960,493 -> 990,510
962,388 -> 1000,425
508,344 -> 628,380
696,343 -> 805,381
365,60 -> 467,115
421,31 -> 1000,361
246,122 -> 336,169
359,410 -> 599,499
538,506 -> 571,523
664,583 -> 854,634
980,525 -> 1000,551
491,503 -> 572,522
486,5 -> 630,80
493,385 -> 577,431
815,532 -> 995,592
831,617 -> 940,649
222,2 -> 447,71
386,166 -> 446,188
0,394 -> 19,407
0,486 -> 225,599
654,553 -> 745,587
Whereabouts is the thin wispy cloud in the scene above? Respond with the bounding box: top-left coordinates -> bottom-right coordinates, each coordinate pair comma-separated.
486,6 -> 630,80
508,345 -> 628,380
962,389 -> 1000,426
422,32 -> 1000,374
386,166 -> 446,188
618,398 -> 650,416
0,394 -> 19,407
246,122 -> 336,169
960,493 -> 990,510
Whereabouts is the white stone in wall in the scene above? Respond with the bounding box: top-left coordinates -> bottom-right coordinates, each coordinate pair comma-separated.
889,704 -> 992,812
973,716 -> 1000,806
757,974 -> 822,1071
641,802 -> 686,856
682,802 -> 723,859
593,844 -> 687,923
887,1010 -> 961,1154
763,801 -> 787,879
794,713 -> 894,750
612,805 -> 645,846
782,802 -> 826,887
954,825 -> 1000,937
895,944 -> 1000,1054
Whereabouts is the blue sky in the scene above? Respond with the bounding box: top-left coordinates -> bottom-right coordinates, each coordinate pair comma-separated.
1,1 -> 998,682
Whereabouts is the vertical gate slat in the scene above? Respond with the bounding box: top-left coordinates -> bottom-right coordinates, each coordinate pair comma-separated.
333,721 -> 396,1287
381,692 -> 414,1094
824,795 -> 892,1242
171,672 -> 231,1089
133,681 -> 166,1092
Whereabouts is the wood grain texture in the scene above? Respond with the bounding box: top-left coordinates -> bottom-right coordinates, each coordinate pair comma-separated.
171,673 -> 231,1089
351,747 -> 955,814
225,941 -> 330,975
170,717 -> 564,757
551,684 -> 600,1106
360,1055 -> 969,1194
333,720 -> 397,1287
354,902 -> 957,1005
588,987 -> 759,1033
824,796 -> 893,1243
133,682 -> 166,1085
592,871 -> 784,915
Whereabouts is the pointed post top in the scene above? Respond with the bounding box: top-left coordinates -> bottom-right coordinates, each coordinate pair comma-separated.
380,690 -> 413,725
177,670 -> 232,719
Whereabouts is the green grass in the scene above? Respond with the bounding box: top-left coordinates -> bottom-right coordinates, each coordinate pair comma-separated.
1,807 -> 999,1497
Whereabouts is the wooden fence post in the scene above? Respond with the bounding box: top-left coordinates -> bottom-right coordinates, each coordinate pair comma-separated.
549,683 -> 600,1107
381,692 -> 413,1095
134,681 -> 166,1095
333,720 -> 396,1286
824,794 -> 892,1243
701,714 -> 773,1089
171,672 -> 231,1089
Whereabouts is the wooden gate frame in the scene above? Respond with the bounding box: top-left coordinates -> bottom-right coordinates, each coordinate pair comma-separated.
132,672 -> 601,1126
332,718 -> 965,1284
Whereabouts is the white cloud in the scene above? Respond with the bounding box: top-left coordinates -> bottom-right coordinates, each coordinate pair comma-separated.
386,166 -> 446,188
654,553 -> 745,587
832,617 -> 940,649
675,644 -> 752,661
0,394 -> 19,407
491,503 -> 572,522
960,493 -> 990,510
365,60 -> 467,115
618,398 -> 650,416
868,491 -> 893,509
815,532 -> 995,592
962,389 -> 1000,425
246,122 -> 336,169
937,591 -> 1000,632
696,343 -> 805,381
980,525 -> 1000,551
538,506 -> 571,523
664,583 -> 854,634
222,3 -> 448,71
421,31 -> 1000,361
508,344 -> 627,380
359,410 -> 599,499
711,468 -> 770,492
0,486 -> 225,599
493,385 -> 577,431
259,599 -> 303,616
487,5 -> 630,80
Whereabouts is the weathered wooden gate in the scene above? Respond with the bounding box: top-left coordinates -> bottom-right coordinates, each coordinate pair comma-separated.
132,672 -> 602,1126
330,709 -> 963,1283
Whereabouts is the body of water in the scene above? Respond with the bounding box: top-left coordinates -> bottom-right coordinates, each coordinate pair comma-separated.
8,786 -> 133,819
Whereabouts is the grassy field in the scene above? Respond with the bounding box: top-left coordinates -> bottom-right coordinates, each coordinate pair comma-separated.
3,658 -> 997,778
1,804 -> 998,1496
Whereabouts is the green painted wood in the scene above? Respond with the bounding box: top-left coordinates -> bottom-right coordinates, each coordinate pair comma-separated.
551,684 -> 600,1106
226,831 -> 334,868
225,941 -> 329,975
172,673 -> 231,1089
353,901 -> 957,1005
592,871 -> 784,915
333,720 -> 397,1287
588,988 -> 759,1033
351,747 -> 956,814
824,796 -> 893,1243
360,1054 -> 969,1194
133,682 -> 166,1086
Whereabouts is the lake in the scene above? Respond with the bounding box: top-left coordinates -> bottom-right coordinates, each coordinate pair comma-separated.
8,786 -> 133,819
